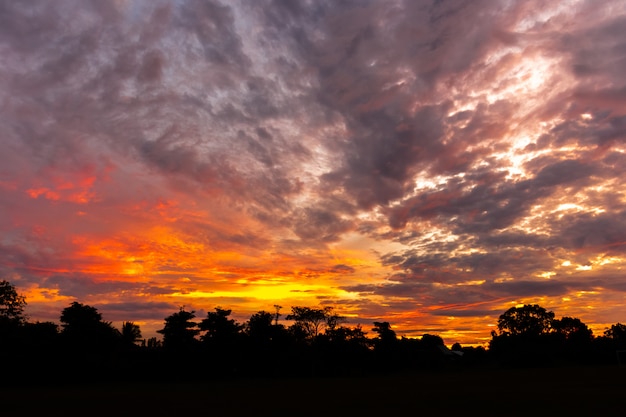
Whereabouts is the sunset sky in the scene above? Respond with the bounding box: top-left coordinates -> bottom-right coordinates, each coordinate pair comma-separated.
2,0 -> 626,346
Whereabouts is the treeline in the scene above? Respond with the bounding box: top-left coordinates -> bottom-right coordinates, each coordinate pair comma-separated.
1,280 -> 625,383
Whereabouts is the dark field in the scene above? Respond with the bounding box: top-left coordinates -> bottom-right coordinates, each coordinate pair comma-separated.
3,366 -> 625,416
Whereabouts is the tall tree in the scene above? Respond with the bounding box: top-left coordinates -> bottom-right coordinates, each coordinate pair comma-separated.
604,323 -> 626,349
553,316 -> 593,342
603,323 -> 626,340
199,307 -> 243,344
60,301 -> 120,350
60,302 -> 103,332
495,304 -> 555,337
0,280 -> 27,324
273,305 -> 282,326
326,324 -> 369,346
421,334 -> 445,348
157,308 -> 199,350
371,321 -> 399,371
0,281 -> 28,354
121,321 -> 142,347
246,310 -> 274,341
372,321 -> 397,344
286,306 -> 339,339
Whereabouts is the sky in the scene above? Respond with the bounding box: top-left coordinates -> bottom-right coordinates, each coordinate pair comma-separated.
1,0 -> 626,346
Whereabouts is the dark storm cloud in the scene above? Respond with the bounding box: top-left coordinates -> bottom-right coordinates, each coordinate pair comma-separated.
597,277 -> 626,293
310,33 -> 446,205
391,248 -> 556,280
535,113 -> 626,151
555,211 -> 626,253
99,301 -> 177,321
331,264 -> 356,274
429,307 -> 496,318
0,0 -> 307,216
292,207 -> 354,243
343,278 -> 432,298
564,13 -> 626,83
396,158 -> 595,232
249,0 -> 491,207
2,0 -> 622,228
358,2 -> 626,285
177,0 -> 250,70
295,263 -> 357,279
43,274 -> 177,298
343,273 -> 598,308
0,234 -> 79,280
485,279 -> 575,298
327,106 -> 450,209
301,0 -> 542,209
45,274 -> 137,297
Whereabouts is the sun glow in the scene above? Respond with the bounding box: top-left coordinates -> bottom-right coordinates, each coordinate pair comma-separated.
539,271 -> 556,279
172,281 -> 340,301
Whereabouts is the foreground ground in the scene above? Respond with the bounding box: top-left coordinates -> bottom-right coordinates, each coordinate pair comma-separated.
2,366 -> 625,416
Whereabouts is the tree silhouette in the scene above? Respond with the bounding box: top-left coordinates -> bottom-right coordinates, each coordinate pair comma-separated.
61,302 -> 104,331
157,307 -> 199,351
495,304 -> 555,337
59,302 -> 120,350
23,321 -> 59,344
243,310 -> 292,376
121,321 -> 142,347
3,291 -> 624,381
604,323 -> 626,340
421,333 -> 445,348
604,323 -> 626,349
488,305 -> 598,367
0,280 -> 26,324
326,324 -> 368,344
371,321 -> 398,370
246,310 -> 274,341
146,337 -> 162,349
273,304 -> 282,326
199,307 -> 243,344
325,308 -> 346,332
0,280 -> 28,355
372,321 -> 397,344
286,306 -> 338,340
553,317 -> 593,342
326,324 -> 370,357
197,308 -> 245,375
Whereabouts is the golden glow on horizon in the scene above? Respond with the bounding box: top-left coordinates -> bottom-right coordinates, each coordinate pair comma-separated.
171,281 -> 337,301
457,280 -> 486,286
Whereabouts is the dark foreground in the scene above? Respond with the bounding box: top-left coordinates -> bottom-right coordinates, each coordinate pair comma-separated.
3,366 -> 625,417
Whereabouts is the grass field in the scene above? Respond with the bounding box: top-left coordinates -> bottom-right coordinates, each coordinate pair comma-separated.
2,366 -> 625,416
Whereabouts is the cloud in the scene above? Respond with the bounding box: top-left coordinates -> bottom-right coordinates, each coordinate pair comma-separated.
98,301 -> 178,321
1,0 -> 626,344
